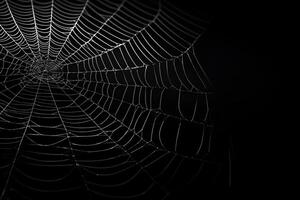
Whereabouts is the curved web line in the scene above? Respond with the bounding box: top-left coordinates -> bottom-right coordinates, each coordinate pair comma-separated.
0,78 -> 41,199
60,76 -> 210,161
55,79 -> 170,198
56,0 -> 127,66
0,25 -> 34,62
46,80 -> 91,197
47,0 -> 54,59
59,0 -> 163,67
31,0 -> 42,59
54,0 -> 89,61
0,76 -> 36,115
0,44 -> 32,65
3,0 -> 36,59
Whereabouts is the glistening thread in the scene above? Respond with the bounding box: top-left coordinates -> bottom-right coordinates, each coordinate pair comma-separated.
0,0 -> 214,199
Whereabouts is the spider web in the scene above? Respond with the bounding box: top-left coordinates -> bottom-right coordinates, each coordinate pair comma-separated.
0,0 -> 215,199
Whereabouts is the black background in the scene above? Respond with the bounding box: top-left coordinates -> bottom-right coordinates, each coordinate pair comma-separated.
168,0 -> 279,198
